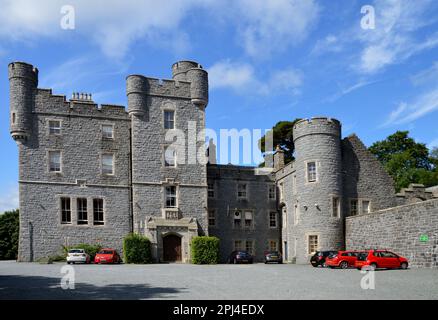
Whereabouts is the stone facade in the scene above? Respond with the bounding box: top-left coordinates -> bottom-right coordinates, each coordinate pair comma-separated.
9,60 -> 438,267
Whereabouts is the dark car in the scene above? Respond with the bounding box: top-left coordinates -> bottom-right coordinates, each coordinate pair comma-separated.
310,250 -> 338,267
228,251 -> 254,264
264,251 -> 282,264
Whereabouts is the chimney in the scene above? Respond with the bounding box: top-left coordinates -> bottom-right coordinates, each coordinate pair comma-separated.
274,145 -> 285,170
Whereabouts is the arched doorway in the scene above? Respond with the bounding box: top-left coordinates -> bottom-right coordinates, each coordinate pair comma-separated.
163,234 -> 182,262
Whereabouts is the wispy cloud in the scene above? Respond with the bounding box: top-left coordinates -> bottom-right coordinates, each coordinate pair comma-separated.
326,79 -> 380,102
208,60 -> 302,96
0,185 -> 19,213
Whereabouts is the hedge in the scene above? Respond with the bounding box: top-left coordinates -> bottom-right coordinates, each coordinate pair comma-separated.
123,233 -> 152,264
191,236 -> 220,264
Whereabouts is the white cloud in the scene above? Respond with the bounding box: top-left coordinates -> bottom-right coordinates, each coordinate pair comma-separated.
326,79 -> 380,102
311,35 -> 343,55
0,185 -> 19,213
208,60 -> 302,96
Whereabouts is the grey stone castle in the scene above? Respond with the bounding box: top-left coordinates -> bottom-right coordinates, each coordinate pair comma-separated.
9,61 -> 438,267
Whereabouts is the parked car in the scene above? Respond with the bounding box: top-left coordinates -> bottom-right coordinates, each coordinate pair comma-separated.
264,251 -> 282,264
94,248 -> 122,264
326,250 -> 365,269
228,251 -> 254,264
355,250 -> 409,270
66,249 -> 90,264
310,250 -> 338,267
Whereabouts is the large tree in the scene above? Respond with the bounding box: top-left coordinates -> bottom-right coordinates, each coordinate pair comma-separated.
0,209 -> 19,260
258,119 -> 301,165
369,131 -> 438,191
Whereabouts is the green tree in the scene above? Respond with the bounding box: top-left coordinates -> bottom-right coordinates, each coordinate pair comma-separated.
0,209 -> 19,260
369,131 -> 438,191
258,119 -> 301,165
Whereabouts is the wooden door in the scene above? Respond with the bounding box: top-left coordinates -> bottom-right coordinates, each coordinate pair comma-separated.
163,235 -> 182,262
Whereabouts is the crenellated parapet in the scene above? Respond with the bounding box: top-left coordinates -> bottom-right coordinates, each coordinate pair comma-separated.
293,117 -> 341,143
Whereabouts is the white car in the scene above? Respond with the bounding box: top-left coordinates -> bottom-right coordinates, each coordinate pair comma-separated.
66,249 -> 90,264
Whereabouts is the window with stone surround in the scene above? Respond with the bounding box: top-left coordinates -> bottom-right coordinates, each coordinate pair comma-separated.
102,124 -> 114,139
332,196 -> 340,218
237,183 -> 247,199
308,235 -> 318,255
269,211 -> 277,228
60,197 -> 71,224
350,199 -> 358,216
165,186 -> 177,208
102,153 -> 114,175
244,210 -> 253,228
77,198 -> 88,225
208,209 -> 216,227
49,151 -> 61,172
245,240 -> 254,255
233,210 -> 242,228
269,240 -> 278,252
307,161 -> 317,182
207,182 -> 215,198
164,145 -> 176,167
93,199 -> 104,225
164,110 -> 175,129
362,200 -> 370,214
234,240 -> 243,251
268,184 -> 276,200
49,120 -> 61,135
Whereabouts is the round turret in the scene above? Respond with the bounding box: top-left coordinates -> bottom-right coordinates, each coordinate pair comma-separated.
186,68 -> 208,107
126,75 -> 148,117
8,62 -> 38,142
291,117 -> 343,263
171,61 -> 201,81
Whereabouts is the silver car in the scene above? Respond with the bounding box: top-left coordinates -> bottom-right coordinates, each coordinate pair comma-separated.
66,249 -> 90,264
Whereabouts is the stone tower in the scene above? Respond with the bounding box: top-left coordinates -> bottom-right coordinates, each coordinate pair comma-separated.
127,60 -> 209,263
291,117 -> 344,263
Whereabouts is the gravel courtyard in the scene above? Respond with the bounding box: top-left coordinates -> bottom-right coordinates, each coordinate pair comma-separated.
0,261 -> 437,300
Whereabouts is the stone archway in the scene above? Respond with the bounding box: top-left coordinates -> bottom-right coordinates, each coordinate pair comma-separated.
163,234 -> 182,262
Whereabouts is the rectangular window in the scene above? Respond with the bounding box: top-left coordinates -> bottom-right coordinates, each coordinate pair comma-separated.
164,146 -> 176,167
208,209 -> 216,227
102,125 -> 114,139
102,153 -> 114,175
269,212 -> 277,228
49,151 -> 61,172
269,240 -> 278,252
60,197 -> 71,224
164,110 -> 175,129
244,211 -> 253,228
362,200 -> 370,214
308,235 -> 318,255
49,120 -> 61,135
245,241 -> 254,255
307,162 -> 317,182
165,186 -> 177,208
207,182 -> 215,198
237,183 -> 247,199
12,113 -> 16,124
234,240 -> 243,251
294,205 -> 299,225
350,200 -> 358,216
77,198 -> 88,225
93,199 -> 104,225
268,185 -> 276,200
233,210 -> 241,228
279,182 -> 284,201
332,197 -> 340,218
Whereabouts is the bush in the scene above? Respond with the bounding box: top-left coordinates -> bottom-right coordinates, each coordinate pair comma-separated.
63,243 -> 102,261
191,236 -> 220,264
123,233 -> 151,264
0,209 -> 19,260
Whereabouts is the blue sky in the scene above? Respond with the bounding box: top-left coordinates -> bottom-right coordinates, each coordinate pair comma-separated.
1,0 -> 438,212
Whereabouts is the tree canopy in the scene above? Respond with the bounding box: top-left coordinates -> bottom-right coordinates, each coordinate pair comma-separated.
0,209 -> 19,260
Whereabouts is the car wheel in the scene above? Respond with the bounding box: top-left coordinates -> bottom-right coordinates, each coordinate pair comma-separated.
233,258 -> 237,264
340,261 -> 349,269
369,263 -> 377,271
322,262 -> 327,268
400,262 -> 408,270
311,263 -> 318,268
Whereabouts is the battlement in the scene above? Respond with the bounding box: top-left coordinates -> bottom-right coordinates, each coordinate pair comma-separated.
293,117 -> 341,142
126,75 -> 191,98
172,60 -> 203,81
8,62 -> 38,85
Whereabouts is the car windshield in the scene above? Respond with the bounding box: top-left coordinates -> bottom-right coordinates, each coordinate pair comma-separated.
99,250 -> 114,254
68,249 -> 83,253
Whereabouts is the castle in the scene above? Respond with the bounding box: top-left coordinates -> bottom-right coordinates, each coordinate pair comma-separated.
9,61 -> 438,267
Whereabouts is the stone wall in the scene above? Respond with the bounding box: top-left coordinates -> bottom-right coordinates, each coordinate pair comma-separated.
346,199 -> 438,268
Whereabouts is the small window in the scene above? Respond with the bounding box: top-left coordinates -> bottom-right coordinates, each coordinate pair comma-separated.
93,199 -> 104,225
350,200 -> 358,216
12,113 -> 16,124
332,197 -> 340,218
269,240 -> 278,252
362,200 -> 370,214
308,235 -> 318,255
77,198 -> 88,225
164,146 -> 176,167
237,183 -> 247,199
245,241 -> 254,255
49,151 -> 61,172
234,240 -> 243,251
164,110 -> 175,129
279,182 -> 284,201
244,211 -> 253,228
102,154 -> 114,175
165,186 -> 177,208
61,197 -> 71,224
208,209 -> 216,227
234,210 -> 241,228
294,205 -> 299,225
49,120 -> 61,135
269,212 -> 277,228
207,182 -> 215,198
307,162 -> 317,182
102,125 -> 114,139
268,185 -> 276,200
293,175 -> 297,194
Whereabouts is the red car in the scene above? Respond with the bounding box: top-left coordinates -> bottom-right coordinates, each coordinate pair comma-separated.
355,250 -> 408,270
94,248 -> 122,264
326,250 -> 365,269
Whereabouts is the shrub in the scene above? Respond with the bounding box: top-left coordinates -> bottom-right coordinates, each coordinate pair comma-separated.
63,243 -> 102,261
191,236 -> 220,264
0,209 -> 19,260
123,233 -> 151,264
